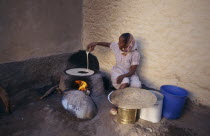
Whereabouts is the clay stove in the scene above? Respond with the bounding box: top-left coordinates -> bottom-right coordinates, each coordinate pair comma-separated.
60,50 -> 105,119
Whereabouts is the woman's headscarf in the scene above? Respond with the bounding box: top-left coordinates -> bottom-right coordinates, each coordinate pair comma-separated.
121,34 -> 137,53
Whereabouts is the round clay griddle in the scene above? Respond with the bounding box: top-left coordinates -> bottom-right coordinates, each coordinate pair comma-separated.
65,68 -> 94,76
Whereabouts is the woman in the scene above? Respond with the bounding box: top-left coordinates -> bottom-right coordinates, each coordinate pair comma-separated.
87,33 -> 141,115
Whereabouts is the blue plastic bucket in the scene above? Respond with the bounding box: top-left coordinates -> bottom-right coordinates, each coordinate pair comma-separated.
160,85 -> 188,119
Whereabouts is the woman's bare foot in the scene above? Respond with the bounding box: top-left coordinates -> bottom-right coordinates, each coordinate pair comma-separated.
110,108 -> 118,115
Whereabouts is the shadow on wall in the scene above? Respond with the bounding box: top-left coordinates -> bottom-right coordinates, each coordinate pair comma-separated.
136,37 -> 156,90
0,0 -> 82,63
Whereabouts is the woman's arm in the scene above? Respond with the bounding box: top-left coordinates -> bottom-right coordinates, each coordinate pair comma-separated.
116,65 -> 138,84
87,42 -> 111,52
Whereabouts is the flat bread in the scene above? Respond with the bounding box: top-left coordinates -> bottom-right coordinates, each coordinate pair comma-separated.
110,87 -> 157,109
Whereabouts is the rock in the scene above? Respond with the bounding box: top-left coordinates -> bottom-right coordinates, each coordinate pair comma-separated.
61,90 -> 97,119
146,128 -> 153,133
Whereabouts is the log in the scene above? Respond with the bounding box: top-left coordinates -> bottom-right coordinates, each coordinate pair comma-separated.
0,86 -> 11,113
39,85 -> 59,99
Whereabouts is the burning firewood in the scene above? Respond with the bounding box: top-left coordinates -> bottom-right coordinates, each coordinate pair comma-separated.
0,86 -> 11,113
85,90 -> 90,95
39,85 -> 60,99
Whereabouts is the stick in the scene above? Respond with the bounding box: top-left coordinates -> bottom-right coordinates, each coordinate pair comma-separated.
39,85 -> 59,100
56,87 -> 63,94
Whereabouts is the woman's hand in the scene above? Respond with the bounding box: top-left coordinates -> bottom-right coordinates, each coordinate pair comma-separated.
87,42 -> 98,52
116,75 -> 125,84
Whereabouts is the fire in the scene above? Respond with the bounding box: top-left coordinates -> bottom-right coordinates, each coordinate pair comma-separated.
74,80 -> 88,91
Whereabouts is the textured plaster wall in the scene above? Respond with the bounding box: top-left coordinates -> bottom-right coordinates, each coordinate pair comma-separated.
82,0 -> 210,105
0,0 -> 82,63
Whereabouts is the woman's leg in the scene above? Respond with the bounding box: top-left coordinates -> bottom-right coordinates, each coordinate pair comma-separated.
130,75 -> 141,88
119,83 -> 129,89
111,68 -> 130,89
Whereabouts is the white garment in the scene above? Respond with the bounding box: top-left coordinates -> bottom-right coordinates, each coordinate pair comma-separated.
110,42 -> 141,89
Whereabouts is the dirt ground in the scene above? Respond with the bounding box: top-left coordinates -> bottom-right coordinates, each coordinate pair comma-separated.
0,88 -> 210,136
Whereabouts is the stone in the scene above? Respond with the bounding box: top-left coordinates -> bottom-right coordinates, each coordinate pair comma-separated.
146,128 -> 153,133
61,90 -> 97,119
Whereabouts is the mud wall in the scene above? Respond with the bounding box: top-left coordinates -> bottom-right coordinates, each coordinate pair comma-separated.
0,53 -> 72,96
0,0 -> 82,63
82,0 -> 210,105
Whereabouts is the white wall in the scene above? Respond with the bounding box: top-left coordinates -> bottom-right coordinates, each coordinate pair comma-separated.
82,0 -> 210,106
